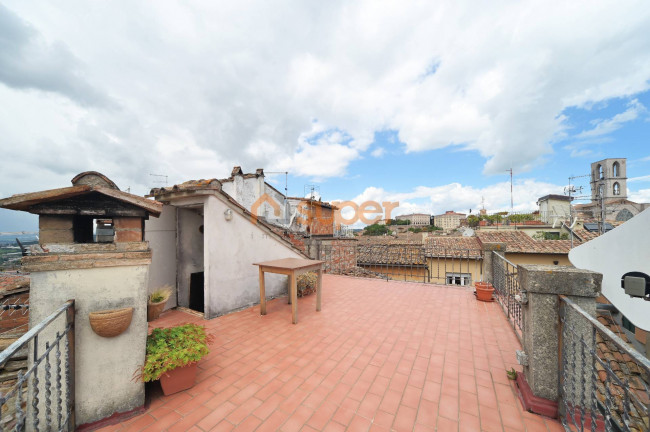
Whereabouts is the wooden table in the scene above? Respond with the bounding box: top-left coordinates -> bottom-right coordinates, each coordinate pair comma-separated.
253,258 -> 324,324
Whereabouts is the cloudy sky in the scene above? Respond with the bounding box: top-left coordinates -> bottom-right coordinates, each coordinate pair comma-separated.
1,0 -> 650,231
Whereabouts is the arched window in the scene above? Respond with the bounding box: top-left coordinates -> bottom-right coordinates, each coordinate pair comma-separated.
613,162 -> 620,177
598,164 -> 604,179
613,182 -> 620,196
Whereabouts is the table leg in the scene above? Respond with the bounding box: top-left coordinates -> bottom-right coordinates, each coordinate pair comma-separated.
287,276 -> 292,304
316,267 -> 322,312
259,267 -> 266,315
290,271 -> 298,324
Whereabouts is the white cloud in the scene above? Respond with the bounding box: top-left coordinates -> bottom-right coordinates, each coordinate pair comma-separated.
334,178 -> 565,226
629,175 -> 650,183
1,0 -> 650,196
629,189 -> 650,203
576,99 -> 647,139
371,147 -> 385,158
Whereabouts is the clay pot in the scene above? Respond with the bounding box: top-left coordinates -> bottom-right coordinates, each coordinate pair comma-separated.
147,301 -> 166,322
160,362 -> 198,395
475,283 -> 495,302
89,307 -> 133,338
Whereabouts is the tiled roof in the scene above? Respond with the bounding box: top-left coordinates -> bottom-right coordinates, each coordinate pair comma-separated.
476,230 -> 574,254
594,311 -> 649,430
149,179 -> 222,196
0,273 -> 29,296
357,244 -> 426,266
424,237 -> 483,258
571,228 -> 600,242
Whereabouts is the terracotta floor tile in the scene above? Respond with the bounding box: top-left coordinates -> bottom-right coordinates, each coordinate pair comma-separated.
416,399 -> 438,428
378,389 -> 402,414
167,406 -> 211,432
458,411 -> 480,432
437,416 -> 459,432
357,393 -> 382,419
97,276 -> 563,432
306,401 -> 338,430
393,404 -> 417,432
197,401 -> 237,430
233,415 -> 262,432
371,410 -> 395,429
281,405 -> 313,432
439,394 -> 459,421
347,414 -> 372,432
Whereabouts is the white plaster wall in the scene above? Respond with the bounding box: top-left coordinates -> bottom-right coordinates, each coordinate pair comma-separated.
145,204 -> 177,308
221,177 -> 286,220
203,195 -> 302,318
569,208 -> 650,330
29,265 -> 148,426
177,207 -> 204,309
221,181 -> 234,198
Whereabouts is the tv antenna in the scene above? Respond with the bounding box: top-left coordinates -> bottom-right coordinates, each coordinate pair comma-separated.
506,168 -> 514,213
565,174 -> 589,248
149,173 -> 168,187
304,184 -> 320,200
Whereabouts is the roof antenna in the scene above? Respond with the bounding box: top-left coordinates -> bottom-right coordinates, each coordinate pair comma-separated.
149,173 -> 168,188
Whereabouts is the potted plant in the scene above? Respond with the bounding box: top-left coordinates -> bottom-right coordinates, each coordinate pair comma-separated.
475,281 -> 495,302
137,323 -> 213,395
147,286 -> 172,322
297,272 -> 317,297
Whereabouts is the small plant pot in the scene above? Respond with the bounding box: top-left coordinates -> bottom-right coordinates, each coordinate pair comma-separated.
159,362 -> 198,395
147,301 -> 166,322
475,284 -> 495,302
89,307 -> 133,338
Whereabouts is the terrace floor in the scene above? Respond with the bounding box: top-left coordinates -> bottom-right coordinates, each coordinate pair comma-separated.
99,275 -> 563,432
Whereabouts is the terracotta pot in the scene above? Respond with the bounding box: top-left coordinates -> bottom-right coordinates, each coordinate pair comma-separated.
475,284 -> 495,302
147,301 -> 166,322
160,362 -> 198,395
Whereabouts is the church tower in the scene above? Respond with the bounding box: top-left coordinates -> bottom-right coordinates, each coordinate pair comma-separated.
590,158 -> 627,202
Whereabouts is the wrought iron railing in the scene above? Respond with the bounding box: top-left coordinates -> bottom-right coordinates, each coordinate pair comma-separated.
425,246 -> 482,286
559,296 -> 650,432
0,300 -> 75,432
491,252 -> 523,341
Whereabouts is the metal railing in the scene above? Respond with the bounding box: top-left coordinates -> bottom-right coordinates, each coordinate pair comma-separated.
492,252 -> 523,341
0,300 -> 75,432
425,247 -> 482,286
559,296 -> 650,431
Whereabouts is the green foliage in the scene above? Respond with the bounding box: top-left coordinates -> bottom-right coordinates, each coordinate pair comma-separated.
507,213 -> 535,223
532,231 -> 569,240
363,224 -> 390,236
425,225 -> 441,232
506,367 -> 517,380
149,286 -> 172,304
408,227 -> 422,233
389,219 -> 410,225
138,324 -> 213,382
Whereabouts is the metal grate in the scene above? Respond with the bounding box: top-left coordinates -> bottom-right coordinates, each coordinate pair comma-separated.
559,296 -> 650,431
0,300 -> 75,432
491,252 -> 523,341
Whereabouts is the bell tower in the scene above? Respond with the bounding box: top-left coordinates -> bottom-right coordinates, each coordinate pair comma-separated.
590,158 -> 627,202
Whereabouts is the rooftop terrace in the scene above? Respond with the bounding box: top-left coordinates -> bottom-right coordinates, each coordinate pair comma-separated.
99,275 -> 562,432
